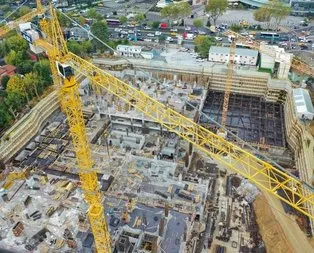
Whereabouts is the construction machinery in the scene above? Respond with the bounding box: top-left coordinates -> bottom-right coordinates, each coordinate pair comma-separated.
2,3 -> 314,253
0,0 -> 44,38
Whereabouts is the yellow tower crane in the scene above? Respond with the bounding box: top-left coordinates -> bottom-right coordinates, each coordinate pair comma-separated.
0,0 -> 44,38
9,4 -> 314,253
219,36 -> 236,136
35,5 -> 111,253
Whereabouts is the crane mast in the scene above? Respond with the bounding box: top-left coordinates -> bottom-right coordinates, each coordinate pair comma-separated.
37,5 -> 111,253
220,39 -> 236,132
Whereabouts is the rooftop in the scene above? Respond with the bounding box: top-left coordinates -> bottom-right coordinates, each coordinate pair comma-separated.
209,46 -> 258,58
293,88 -> 314,114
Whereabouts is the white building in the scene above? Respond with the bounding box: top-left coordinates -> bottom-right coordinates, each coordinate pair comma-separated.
293,88 -> 314,120
208,46 -> 258,66
260,44 -> 293,79
116,45 -> 142,58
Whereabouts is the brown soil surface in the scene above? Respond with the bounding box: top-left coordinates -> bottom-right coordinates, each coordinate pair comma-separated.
253,194 -> 314,253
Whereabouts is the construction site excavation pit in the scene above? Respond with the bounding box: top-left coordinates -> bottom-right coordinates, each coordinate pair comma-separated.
200,90 -> 286,148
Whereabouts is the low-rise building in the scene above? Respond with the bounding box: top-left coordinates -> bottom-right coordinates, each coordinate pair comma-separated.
116,45 -> 142,58
208,46 -> 258,66
69,27 -> 91,41
293,88 -> 314,120
0,65 -> 16,82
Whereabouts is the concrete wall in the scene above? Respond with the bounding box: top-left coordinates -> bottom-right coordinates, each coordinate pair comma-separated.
284,90 -> 314,232
0,90 -> 59,162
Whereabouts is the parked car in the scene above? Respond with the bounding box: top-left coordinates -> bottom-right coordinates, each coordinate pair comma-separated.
215,37 -> 222,41
147,33 -> 155,37
155,31 -> 162,36
184,26 -> 191,31
198,30 -> 206,35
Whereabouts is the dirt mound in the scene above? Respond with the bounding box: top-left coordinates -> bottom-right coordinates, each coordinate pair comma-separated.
253,195 -> 294,253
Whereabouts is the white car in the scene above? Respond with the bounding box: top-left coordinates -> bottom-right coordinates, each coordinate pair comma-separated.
198,31 -> 206,35
185,26 -> 191,31
215,37 -> 222,41
166,36 -> 174,42
312,43 -> 314,48
241,32 -> 249,36
155,31 -> 162,36
114,28 -> 122,32
128,30 -> 134,34
144,38 -> 152,42
144,26 -> 151,30
170,28 -> 178,32
196,59 -> 205,62
147,33 -> 155,37
120,30 -> 128,35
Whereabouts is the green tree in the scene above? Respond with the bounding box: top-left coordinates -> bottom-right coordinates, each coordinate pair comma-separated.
17,60 -> 34,75
253,6 -> 272,30
135,13 -> 145,24
0,43 -> 6,58
119,16 -> 127,24
86,8 -> 103,20
269,0 -> 291,30
205,0 -> 228,26
82,40 -> 93,55
77,16 -> 86,26
5,35 -> 28,52
193,19 -> 204,29
0,103 -> 11,128
194,35 -> 216,58
161,2 -> 191,26
6,76 -> 25,97
150,21 -> 160,29
5,50 -> 25,66
67,41 -> 82,56
1,76 -> 10,90
4,91 -> 25,119
33,60 -> 52,87
91,21 -> 109,51
24,72 -> 40,99
57,10 -> 72,27
230,24 -> 242,32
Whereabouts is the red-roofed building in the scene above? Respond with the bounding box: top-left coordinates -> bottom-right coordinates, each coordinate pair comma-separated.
0,65 -> 16,80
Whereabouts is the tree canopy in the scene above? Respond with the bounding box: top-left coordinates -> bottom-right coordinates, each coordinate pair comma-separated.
193,19 -> 204,29
91,21 -> 109,51
205,0 -> 228,26
86,8 -> 103,20
119,16 -> 127,24
135,13 -> 145,24
194,36 -> 216,58
253,0 -> 291,30
161,2 -> 192,26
